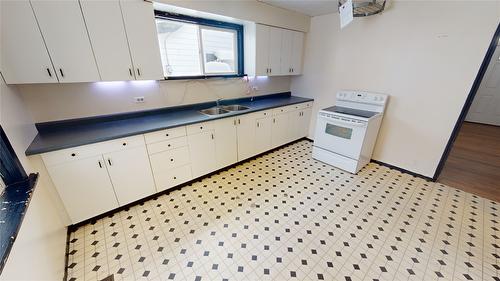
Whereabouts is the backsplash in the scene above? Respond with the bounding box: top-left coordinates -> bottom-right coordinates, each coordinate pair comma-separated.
16,76 -> 291,122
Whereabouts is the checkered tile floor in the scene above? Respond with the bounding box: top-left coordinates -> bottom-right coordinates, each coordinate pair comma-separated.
66,140 -> 500,281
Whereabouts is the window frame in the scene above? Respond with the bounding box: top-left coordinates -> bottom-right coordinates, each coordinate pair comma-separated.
154,10 -> 245,80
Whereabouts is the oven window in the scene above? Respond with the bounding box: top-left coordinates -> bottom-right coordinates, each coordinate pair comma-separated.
325,123 -> 352,139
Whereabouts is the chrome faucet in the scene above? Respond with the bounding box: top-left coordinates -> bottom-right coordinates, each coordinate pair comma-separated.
216,98 -> 223,108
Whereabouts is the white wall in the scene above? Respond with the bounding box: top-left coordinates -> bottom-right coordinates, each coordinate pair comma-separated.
0,78 -> 67,280
291,1 -> 500,178
157,0 -> 310,32
19,76 -> 291,122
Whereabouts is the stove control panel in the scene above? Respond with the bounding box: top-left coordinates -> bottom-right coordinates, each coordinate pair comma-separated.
337,91 -> 387,106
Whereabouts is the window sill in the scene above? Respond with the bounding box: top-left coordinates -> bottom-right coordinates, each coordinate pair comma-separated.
0,173 -> 39,274
164,74 -> 246,81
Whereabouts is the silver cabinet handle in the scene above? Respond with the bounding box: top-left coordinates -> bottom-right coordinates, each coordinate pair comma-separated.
107,159 -> 112,166
129,68 -> 133,77
98,161 -> 103,169
136,68 -> 141,76
59,68 -> 64,78
233,119 -> 237,126
257,122 -> 260,127
211,133 -> 214,140
46,68 -> 52,77
238,119 -> 241,124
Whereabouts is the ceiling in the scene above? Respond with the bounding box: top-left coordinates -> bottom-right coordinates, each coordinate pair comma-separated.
259,0 -> 339,17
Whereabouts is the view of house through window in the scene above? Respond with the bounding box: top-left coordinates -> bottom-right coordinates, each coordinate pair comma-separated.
155,16 -> 239,78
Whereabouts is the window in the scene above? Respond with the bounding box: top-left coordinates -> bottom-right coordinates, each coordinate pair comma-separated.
155,11 -> 244,79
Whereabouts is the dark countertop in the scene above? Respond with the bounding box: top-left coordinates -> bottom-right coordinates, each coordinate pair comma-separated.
26,92 -> 313,155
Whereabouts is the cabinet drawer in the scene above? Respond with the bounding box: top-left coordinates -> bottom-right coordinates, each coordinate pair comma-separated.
154,164 -> 192,192
147,136 -> 187,155
272,105 -> 295,115
186,121 -> 214,135
290,102 -> 312,111
42,135 -> 144,166
149,146 -> 190,172
253,109 -> 273,118
144,126 -> 186,144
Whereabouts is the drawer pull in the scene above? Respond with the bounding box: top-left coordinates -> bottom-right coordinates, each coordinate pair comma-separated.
200,126 -> 203,130
71,153 -> 76,157
170,158 -> 174,162
166,133 -> 169,137
122,142 -> 127,146
173,176 -> 177,180
168,144 -> 171,147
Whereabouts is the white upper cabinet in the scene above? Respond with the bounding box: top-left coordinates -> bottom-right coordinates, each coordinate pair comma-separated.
254,24 -> 270,76
268,27 -> 283,76
30,0 -> 100,83
80,0 -> 135,81
290,31 -> 304,75
280,30 -> 304,75
246,23 -> 304,77
0,1 -> 57,84
120,0 -> 163,80
254,25 -> 282,76
280,30 -> 293,75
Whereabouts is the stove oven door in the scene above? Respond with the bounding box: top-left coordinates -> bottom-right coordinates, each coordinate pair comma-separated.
313,113 -> 367,160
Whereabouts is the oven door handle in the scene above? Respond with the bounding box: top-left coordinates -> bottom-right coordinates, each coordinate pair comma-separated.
319,115 -> 367,127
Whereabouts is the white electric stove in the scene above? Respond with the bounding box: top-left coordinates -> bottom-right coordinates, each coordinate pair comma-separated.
312,90 -> 388,173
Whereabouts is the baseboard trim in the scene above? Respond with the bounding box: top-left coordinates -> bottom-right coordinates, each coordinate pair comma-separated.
370,160 -> 433,182
68,137 -> 310,231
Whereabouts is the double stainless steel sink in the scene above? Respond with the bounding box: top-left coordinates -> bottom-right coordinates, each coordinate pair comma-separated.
199,104 -> 250,116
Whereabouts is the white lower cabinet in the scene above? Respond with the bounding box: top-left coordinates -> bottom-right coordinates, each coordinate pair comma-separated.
103,145 -> 156,206
188,130 -> 217,178
148,145 -> 191,192
255,116 -> 273,154
236,114 -> 258,161
43,102 -> 313,224
213,118 -> 238,169
46,155 -> 118,223
272,112 -> 290,148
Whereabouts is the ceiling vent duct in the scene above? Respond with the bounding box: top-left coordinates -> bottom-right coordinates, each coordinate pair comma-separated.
339,0 -> 386,17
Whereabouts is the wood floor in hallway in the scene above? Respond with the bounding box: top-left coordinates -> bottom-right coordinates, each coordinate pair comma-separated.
438,121 -> 500,202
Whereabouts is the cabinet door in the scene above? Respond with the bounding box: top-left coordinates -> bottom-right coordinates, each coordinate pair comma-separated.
255,24 -> 270,76
46,155 -> 118,223
0,1 -> 57,84
188,131 -> 217,178
31,0 -> 100,83
104,146 -> 156,206
288,110 -> 302,141
280,29 -> 293,75
268,27 -> 283,76
120,0 -> 163,80
272,112 -> 290,148
80,0 -> 135,81
237,114 -> 257,161
300,108 -> 313,137
255,116 -> 273,154
213,118 -> 238,169
290,31 -> 304,75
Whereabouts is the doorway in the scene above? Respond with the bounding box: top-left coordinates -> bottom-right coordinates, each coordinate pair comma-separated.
435,23 -> 500,202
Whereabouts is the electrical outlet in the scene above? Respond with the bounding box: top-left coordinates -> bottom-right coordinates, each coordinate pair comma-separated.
134,96 -> 145,103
